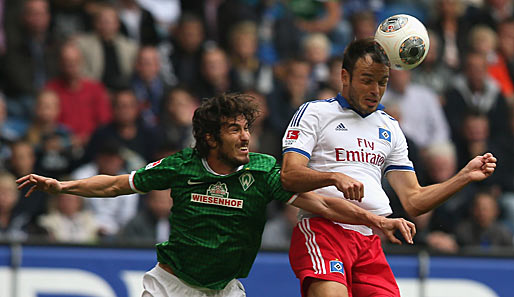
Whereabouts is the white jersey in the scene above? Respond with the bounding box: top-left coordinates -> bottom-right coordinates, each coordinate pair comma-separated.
282,94 -> 414,235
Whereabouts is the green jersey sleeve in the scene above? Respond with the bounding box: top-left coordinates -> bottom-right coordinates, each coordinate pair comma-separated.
129,155 -> 180,193
266,163 -> 297,204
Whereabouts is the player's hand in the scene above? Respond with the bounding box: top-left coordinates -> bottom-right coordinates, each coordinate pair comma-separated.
333,173 -> 364,202
377,217 -> 416,245
16,174 -> 62,197
462,153 -> 497,182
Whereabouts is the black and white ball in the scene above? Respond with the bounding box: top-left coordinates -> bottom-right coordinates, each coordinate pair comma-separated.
374,14 -> 430,70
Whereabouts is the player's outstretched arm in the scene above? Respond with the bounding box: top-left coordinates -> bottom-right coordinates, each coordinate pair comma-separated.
281,152 -> 364,201
387,153 -> 497,217
17,174 -> 135,198
292,192 -> 415,244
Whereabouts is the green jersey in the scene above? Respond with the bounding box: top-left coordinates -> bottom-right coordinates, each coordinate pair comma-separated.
130,148 -> 296,290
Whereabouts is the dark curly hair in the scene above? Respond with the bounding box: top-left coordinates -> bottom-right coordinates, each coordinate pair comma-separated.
342,37 -> 390,79
193,93 -> 259,157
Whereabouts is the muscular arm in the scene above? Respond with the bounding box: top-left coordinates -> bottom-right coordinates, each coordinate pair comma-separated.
17,174 -> 135,198
387,153 -> 497,217
281,152 -> 364,201
292,191 -> 415,244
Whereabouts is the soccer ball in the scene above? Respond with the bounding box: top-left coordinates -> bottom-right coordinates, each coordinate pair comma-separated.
374,14 -> 429,70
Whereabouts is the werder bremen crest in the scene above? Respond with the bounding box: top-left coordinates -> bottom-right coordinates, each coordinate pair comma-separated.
206,182 -> 229,198
239,172 -> 254,191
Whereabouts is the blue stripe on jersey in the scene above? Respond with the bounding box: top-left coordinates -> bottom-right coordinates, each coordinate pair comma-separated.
292,98 -> 337,127
293,102 -> 310,127
384,165 -> 415,173
283,148 -> 311,159
291,103 -> 306,127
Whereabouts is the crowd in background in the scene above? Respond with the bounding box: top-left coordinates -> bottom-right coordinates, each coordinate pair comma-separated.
0,0 -> 513,254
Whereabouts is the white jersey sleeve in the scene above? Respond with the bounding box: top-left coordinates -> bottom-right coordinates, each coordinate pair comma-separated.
282,101 -> 319,158
383,119 -> 414,175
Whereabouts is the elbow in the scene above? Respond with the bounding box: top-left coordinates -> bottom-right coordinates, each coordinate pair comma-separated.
404,204 -> 426,217
280,170 -> 295,191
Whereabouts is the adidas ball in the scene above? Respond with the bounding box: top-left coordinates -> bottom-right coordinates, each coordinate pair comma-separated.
374,14 -> 429,70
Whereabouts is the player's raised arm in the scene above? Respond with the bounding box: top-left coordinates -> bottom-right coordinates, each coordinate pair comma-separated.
387,153 -> 497,217
292,191 -> 415,244
17,173 -> 135,198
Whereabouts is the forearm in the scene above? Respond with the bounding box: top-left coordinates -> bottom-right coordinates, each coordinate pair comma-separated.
407,171 -> 471,216
60,174 -> 133,197
322,196 -> 383,228
281,164 -> 337,192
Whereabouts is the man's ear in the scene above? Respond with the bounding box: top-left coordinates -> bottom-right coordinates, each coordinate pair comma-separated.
206,134 -> 217,148
341,68 -> 350,86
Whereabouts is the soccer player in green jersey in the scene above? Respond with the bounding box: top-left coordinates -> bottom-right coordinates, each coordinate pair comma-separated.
17,93 -> 415,297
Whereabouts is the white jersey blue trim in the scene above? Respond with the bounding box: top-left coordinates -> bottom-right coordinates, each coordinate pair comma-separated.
282,93 -> 414,235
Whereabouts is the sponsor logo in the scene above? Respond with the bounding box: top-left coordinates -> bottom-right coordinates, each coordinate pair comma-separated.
335,148 -> 385,166
286,130 -> 300,140
335,123 -> 347,131
379,128 -> 391,142
329,260 -> 344,274
207,182 -> 229,198
190,182 -> 243,208
190,193 -> 243,209
145,159 -> 163,170
187,179 -> 205,185
239,172 -> 254,191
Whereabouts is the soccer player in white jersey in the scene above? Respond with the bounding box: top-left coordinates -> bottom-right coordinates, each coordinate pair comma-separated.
281,38 -> 498,297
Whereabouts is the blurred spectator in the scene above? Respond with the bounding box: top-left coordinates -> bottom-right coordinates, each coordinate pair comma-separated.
381,68 -> 451,150
158,13 -> 205,87
410,211 -> 459,253
261,204 -> 299,250
195,45 -> 242,99
38,193 -> 99,243
411,30 -> 454,99
118,189 -> 172,244
468,25 -> 498,64
302,33 -> 331,88
488,18 -> 514,102
46,40 -> 112,146
246,90 -> 281,159
71,140 -> 139,239
466,0 -> 514,30
267,58 -> 314,136
318,57 -> 342,95
443,51 -> 511,141
180,0 -> 257,48
7,141 -> 49,221
0,171 -> 46,241
228,21 -> 273,95
75,3 -> 138,90
350,10 -> 377,40
2,0 -> 58,118
84,89 -> 157,170
131,46 -> 171,126
0,93 -> 23,155
427,0 -> 469,71
117,0 -> 160,46
157,86 -> 197,151
49,0 -> 97,40
287,0 -> 342,35
454,189 -> 513,250
25,90 -> 75,178
136,0 -> 181,38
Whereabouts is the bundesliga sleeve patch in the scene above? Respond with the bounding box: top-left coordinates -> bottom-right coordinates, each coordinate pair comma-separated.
145,158 -> 163,170
329,260 -> 344,275
286,129 -> 300,140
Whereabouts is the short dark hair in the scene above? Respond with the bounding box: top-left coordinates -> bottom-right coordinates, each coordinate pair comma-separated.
342,38 -> 390,77
192,93 -> 259,157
